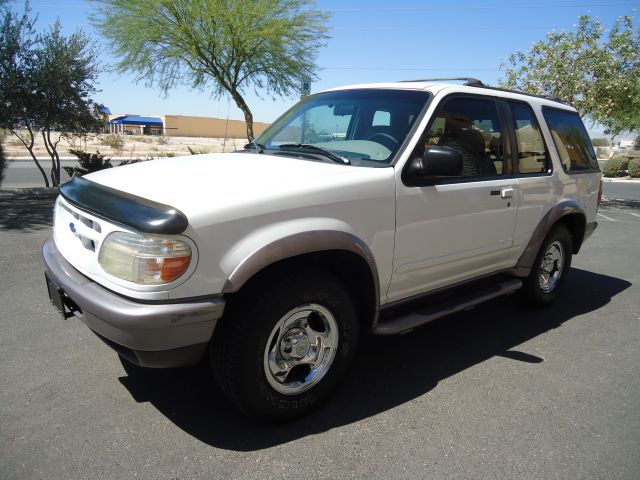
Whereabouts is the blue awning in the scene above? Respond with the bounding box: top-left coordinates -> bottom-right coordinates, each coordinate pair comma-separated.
109,116 -> 163,126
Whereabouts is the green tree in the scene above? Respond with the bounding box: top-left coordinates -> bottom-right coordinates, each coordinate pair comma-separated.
590,137 -> 610,147
92,0 -> 330,141
501,15 -> 640,141
0,5 -> 103,187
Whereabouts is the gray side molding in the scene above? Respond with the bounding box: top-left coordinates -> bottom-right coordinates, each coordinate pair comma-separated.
513,200 -> 585,276
222,230 -> 380,309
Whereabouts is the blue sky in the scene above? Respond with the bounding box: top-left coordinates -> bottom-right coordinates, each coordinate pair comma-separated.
10,0 -> 640,129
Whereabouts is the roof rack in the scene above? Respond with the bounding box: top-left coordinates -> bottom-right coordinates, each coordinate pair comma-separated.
399,77 -> 570,105
400,77 -> 484,87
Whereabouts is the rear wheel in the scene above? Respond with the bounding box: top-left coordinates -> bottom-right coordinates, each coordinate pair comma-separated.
521,225 -> 572,307
212,270 -> 359,421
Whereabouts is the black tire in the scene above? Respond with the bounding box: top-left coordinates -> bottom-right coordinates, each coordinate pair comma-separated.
520,224 -> 572,308
211,270 -> 359,421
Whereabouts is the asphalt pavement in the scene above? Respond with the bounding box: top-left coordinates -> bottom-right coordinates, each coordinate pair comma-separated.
0,194 -> 639,479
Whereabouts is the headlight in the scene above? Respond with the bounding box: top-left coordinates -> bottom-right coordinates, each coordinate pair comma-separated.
98,232 -> 192,285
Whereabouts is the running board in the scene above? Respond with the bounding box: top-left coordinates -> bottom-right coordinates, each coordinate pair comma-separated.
374,278 -> 523,335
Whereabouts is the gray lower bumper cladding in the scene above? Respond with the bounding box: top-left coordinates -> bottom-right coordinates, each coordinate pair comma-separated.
42,238 -> 225,368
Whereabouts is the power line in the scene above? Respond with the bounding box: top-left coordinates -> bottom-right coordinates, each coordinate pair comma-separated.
28,1 -> 640,11
331,3 -> 640,12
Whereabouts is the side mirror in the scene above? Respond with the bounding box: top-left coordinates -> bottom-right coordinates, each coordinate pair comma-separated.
405,146 -> 463,185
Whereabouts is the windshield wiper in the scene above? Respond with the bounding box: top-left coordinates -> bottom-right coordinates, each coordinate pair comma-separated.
278,144 -> 351,165
243,141 -> 265,154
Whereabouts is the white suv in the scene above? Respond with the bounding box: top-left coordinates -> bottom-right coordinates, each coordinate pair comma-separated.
43,79 -> 601,420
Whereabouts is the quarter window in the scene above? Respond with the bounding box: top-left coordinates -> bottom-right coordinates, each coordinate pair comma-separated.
508,102 -> 549,174
542,108 -> 599,172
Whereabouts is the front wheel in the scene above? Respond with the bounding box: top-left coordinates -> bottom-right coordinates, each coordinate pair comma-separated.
521,225 -> 572,307
212,271 -> 359,421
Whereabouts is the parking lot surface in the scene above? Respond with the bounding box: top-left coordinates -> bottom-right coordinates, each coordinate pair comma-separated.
1,194 -> 639,479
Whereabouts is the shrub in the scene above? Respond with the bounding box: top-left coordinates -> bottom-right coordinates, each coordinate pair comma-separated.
0,139 -> 6,187
64,150 -> 113,177
590,137 -> 609,147
628,158 -> 640,178
117,159 -> 142,166
100,134 -> 125,152
602,156 -> 630,177
156,136 -> 168,145
187,146 -> 207,155
634,135 -> 640,151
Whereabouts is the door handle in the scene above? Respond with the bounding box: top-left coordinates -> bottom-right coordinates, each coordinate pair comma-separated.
500,187 -> 514,199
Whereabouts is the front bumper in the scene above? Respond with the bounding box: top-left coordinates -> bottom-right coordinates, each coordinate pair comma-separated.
42,237 -> 225,368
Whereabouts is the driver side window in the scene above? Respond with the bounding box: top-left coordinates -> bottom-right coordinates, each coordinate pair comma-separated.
421,96 -> 505,178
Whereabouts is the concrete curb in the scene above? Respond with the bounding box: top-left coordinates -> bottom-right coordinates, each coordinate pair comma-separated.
602,178 -> 639,184
0,187 -> 59,199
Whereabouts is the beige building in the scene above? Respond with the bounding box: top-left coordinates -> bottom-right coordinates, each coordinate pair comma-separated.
106,114 -> 269,138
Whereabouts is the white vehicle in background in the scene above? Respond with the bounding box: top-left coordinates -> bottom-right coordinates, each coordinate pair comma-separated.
43,78 -> 601,420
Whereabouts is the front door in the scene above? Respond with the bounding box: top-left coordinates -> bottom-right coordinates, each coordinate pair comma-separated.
389,95 -> 519,302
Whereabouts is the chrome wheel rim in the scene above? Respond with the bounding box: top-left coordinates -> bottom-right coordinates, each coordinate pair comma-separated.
539,240 -> 565,293
263,304 -> 338,395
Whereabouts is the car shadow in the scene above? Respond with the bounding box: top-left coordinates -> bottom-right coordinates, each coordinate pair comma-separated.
0,193 -> 55,231
117,268 -> 631,451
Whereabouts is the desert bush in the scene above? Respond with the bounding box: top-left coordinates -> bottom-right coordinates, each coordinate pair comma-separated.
117,158 -> 142,166
156,136 -> 168,145
100,134 -> 125,152
0,135 -> 6,187
187,146 -> 207,155
634,136 -> 640,151
602,156 -> 630,177
64,150 -> 113,177
628,158 -> 640,178
590,137 -> 609,147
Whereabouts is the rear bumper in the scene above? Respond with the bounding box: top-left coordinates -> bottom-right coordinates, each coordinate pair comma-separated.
42,237 -> 225,368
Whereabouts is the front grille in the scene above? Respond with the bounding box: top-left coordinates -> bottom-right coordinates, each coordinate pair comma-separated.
59,203 -> 102,252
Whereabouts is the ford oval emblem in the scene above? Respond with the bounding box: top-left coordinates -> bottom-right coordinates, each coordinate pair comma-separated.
69,222 -> 76,234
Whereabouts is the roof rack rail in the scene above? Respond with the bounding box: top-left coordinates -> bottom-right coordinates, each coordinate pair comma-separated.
472,84 -> 570,105
399,77 -> 571,106
400,77 -> 484,87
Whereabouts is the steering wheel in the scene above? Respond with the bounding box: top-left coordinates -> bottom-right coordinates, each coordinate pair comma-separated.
367,132 -> 399,151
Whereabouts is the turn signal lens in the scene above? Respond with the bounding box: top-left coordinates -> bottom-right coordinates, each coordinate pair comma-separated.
98,232 -> 192,285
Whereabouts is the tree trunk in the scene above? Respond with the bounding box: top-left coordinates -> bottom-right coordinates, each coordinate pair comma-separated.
11,128 -> 50,188
41,129 -> 61,186
229,89 -> 254,142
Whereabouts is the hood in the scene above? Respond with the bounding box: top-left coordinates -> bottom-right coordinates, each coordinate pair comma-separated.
84,152 -> 391,227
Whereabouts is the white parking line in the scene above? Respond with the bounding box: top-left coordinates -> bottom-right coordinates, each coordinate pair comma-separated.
628,212 -> 640,218
597,213 -> 617,222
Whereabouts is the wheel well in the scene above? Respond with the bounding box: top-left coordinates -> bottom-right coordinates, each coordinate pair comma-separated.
225,250 -> 377,332
557,213 -> 586,254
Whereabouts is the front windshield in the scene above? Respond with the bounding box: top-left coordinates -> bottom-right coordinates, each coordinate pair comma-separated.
255,89 -> 430,166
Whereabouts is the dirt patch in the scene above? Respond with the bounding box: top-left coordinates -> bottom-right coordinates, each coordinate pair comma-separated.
3,132 -> 248,160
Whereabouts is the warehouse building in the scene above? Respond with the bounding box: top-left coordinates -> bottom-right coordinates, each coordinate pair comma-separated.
106,113 -> 270,138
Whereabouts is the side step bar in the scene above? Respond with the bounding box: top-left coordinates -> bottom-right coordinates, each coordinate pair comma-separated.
374,278 -> 523,335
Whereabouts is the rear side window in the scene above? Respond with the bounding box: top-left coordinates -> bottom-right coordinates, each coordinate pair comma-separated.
508,102 -> 549,174
542,108 -> 599,172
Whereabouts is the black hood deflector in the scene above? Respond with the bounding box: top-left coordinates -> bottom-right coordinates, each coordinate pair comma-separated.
59,176 -> 188,235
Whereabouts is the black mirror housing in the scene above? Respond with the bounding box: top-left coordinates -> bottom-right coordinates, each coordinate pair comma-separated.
405,146 -> 463,185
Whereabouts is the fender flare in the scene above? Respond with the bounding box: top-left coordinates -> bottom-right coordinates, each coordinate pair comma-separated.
221,230 -> 380,311
513,200 -> 586,276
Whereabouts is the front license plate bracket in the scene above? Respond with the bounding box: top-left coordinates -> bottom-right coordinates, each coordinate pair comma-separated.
45,273 -> 75,319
